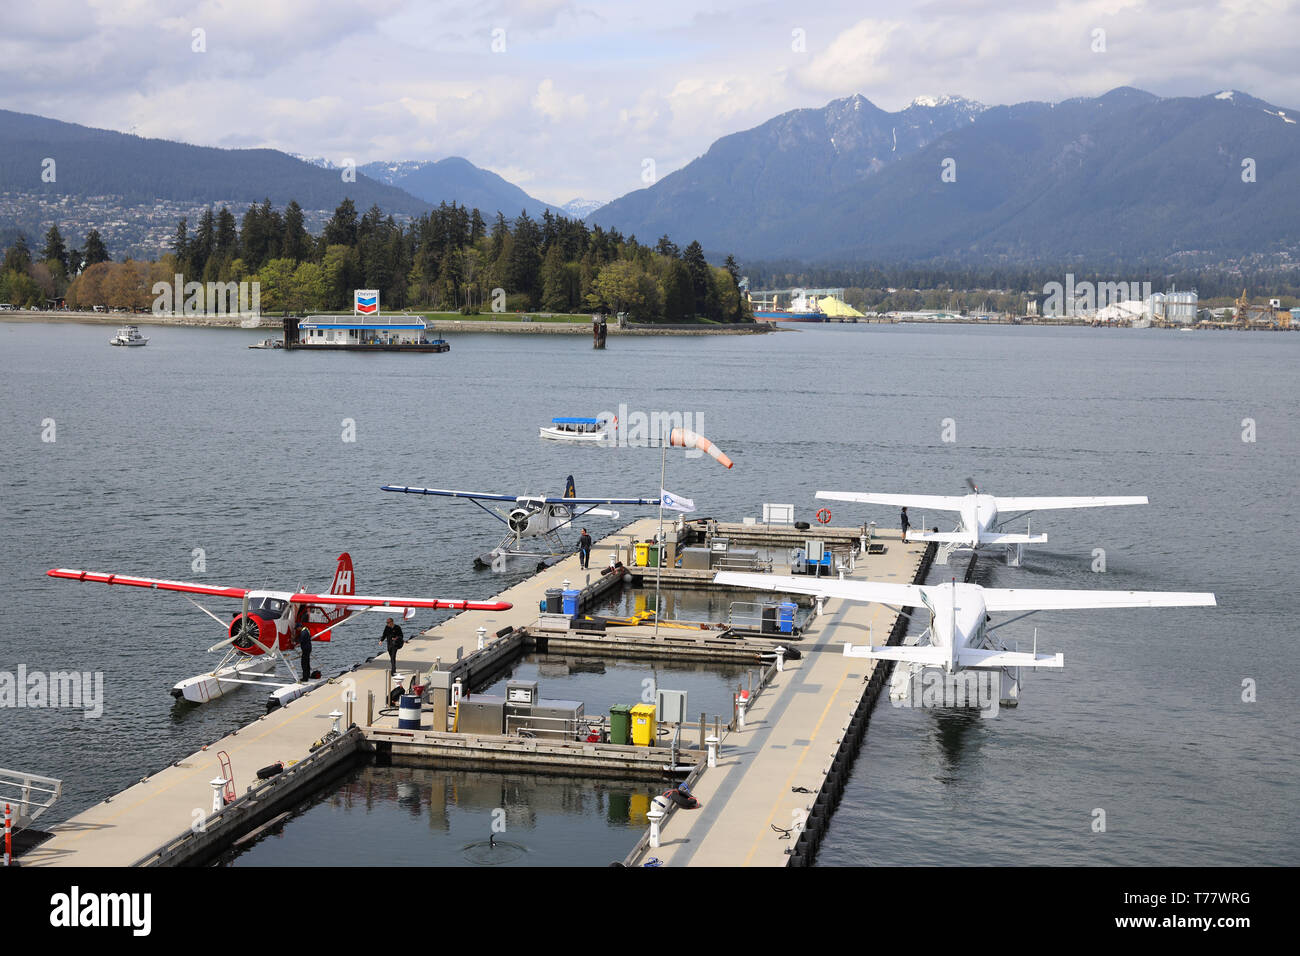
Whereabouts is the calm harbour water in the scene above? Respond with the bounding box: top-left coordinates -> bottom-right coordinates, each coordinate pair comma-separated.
2,318 -> 1295,865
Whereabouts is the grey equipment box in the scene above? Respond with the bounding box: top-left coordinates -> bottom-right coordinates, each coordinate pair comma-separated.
656,688 -> 688,724
681,546 -> 712,570
506,679 -> 539,705
506,699 -> 585,740
726,547 -> 761,570
457,695 -> 507,735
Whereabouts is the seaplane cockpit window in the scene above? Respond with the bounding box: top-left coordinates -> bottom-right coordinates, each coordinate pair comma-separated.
252,598 -> 288,615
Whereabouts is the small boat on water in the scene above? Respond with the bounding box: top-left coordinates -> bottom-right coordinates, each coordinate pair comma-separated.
109,325 -> 148,347
248,338 -> 284,349
539,416 -> 615,443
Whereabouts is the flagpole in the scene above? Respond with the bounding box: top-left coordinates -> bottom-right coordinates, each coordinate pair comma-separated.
654,439 -> 666,640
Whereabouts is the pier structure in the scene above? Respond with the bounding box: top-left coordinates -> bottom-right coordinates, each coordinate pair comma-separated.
22,517 -> 929,867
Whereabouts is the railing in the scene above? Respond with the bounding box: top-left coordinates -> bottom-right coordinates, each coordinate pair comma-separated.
726,601 -> 799,634
0,768 -> 61,828
504,712 -> 585,742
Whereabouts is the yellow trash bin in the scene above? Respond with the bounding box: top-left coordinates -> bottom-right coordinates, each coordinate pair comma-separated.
630,703 -> 657,746
634,542 -> 649,567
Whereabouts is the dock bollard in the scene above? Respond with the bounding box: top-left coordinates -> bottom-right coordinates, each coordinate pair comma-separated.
775,646 -> 786,672
706,735 -> 719,768
647,806 -> 665,848
210,778 -> 227,814
328,710 -> 343,736
736,691 -> 748,728
477,626 -> 486,650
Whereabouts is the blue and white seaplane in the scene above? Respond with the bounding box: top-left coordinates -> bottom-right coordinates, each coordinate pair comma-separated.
381,475 -> 659,570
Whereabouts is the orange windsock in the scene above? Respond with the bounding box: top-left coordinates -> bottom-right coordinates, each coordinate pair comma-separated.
669,427 -> 734,469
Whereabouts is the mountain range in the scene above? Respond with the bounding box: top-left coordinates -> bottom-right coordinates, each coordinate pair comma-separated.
590,87 -> 1300,265
2,87 -> 1297,266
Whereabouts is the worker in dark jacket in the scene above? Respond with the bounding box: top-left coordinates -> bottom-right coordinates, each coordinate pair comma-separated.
577,529 -> 593,569
297,625 -> 313,682
380,618 -> 404,674
900,507 -> 910,543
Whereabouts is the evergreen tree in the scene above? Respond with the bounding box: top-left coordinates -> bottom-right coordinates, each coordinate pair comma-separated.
42,225 -> 68,273
322,198 -> 359,248
83,231 -> 110,266
282,201 -> 310,262
4,236 -> 32,274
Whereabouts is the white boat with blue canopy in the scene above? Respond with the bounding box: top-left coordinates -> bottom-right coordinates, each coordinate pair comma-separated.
539,416 -> 615,443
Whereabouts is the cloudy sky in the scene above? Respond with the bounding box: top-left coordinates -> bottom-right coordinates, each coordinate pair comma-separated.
2,0 -> 1298,204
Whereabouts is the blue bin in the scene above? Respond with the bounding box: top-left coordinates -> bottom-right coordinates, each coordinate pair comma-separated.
777,602 -> 796,633
562,589 -> 580,616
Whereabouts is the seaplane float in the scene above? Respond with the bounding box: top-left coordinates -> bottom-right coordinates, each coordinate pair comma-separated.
47,553 -> 511,708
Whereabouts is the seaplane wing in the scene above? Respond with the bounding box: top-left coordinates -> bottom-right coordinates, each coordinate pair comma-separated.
713,572 -> 927,608
981,588 -> 1216,612
816,491 -> 968,511
854,645 -> 951,665
906,531 -> 974,543
289,592 -> 513,612
992,495 -> 1148,512
46,569 -> 248,599
957,647 -> 1064,669
380,485 -> 657,506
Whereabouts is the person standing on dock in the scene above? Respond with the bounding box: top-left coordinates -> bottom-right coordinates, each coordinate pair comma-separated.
381,617 -> 404,674
297,624 -> 313,682
577,528 -> 593,569
900,507 -> 910,543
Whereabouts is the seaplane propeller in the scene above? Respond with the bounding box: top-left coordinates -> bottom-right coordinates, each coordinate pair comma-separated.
966,477 -> 980,494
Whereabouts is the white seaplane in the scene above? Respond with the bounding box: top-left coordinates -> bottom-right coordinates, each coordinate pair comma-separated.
714,571 -> 1215,708
817,478 -> 1148,565
381,475 -> 660,570
47,553 -> 511,708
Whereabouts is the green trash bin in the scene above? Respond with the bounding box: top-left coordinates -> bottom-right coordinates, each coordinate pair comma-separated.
609,704 -> 632,746
647,544 -> 661,567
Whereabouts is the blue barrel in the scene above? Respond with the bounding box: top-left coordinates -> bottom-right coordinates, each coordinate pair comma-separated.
562,589 -> 580,616
778,602 -> 796,633
397,694 -> 422,730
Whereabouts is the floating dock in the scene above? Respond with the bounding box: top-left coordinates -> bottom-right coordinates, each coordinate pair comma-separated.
22,517 -> 929,867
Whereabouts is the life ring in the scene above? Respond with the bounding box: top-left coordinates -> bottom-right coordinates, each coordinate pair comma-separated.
816,508 -> 832,524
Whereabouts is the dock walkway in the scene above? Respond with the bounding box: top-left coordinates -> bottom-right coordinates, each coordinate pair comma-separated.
24,520 -> 662,867
628,531 -> 928,866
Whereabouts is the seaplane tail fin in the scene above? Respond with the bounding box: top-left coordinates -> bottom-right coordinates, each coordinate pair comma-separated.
563,475 -> 576,499
330,553 -> 355,595
958,647 -> 1064,669
992,495 -> 1148,512
816,491 -> 967,511
982,588 -> 1217,612
976,532 -> 1049,545
713,572 -> 928,608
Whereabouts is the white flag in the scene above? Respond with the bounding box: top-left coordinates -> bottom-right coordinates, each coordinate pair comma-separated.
661,489 -> 695,512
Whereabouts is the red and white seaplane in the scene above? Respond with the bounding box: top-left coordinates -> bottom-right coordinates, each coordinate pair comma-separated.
47,554 -> 511,708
